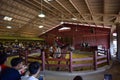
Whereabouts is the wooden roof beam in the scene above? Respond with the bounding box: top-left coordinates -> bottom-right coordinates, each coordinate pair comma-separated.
16,0 -> 60,32
84,0 -> 97,26
69,0 -> 89,24
0,8 -> 30,21
56,0 -> 80,22
63,18 -> 115,25
35,0 -> 59,16
44,0 -> 62,14
24,0 -> 58,17
114,12 -> 120,23
1,0 -> 36,18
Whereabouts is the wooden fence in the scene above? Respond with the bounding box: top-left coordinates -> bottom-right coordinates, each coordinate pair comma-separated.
19,49 -> 110,72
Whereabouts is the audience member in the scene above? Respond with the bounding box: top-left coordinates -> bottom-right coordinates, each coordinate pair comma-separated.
0,57 -> 24,80
0,43 -> 5,54
0,53 -> 9,72
73,75 -> 83,80
21,61 -> 41,80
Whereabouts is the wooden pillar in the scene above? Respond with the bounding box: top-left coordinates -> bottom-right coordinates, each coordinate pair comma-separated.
42,51 -> 45,71
19,49 -> 22,58
110,31 -> 114,57
72,27 -> 75,49
107,49 -> 110,65
69,52 -> 73,72
25,50 -> 28,65
116,23 -> 120,60
93,51 -> 97,70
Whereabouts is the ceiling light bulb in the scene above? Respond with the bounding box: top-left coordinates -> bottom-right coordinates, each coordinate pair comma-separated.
39,25 -> 44,28
113,33 -> 117,36
38,13 -> 45,18
48,0 -> 52,1
59,27 -> 71,30
60,21 -> 64,24
44,0 -> 53,1
3,16 -> 13,21
6,26 -> 12,29
72,18 -> 77,20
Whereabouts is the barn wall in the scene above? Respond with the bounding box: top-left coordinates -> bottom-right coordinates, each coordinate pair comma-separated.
40,24 -> 110,50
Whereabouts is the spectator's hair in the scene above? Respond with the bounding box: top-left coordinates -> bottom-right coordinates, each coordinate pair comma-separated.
11,57 -> 23,67
0,42 -> 3,47
0,53 -> 8,65
73,75 -> 83,80
28,61 -> 40,75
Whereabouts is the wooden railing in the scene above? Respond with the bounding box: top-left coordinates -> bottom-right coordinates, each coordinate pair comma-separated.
93,49 -> 110,70
70,54 -> 93,72
19,49 -> 110,72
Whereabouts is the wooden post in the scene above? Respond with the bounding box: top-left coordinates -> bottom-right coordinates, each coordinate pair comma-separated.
107,49 -> 110,65
93,51 -> 97,70
25,50 -> 28,65
69,52 -> 73,72
19,49 -> 21,58
42,51 -> 45,71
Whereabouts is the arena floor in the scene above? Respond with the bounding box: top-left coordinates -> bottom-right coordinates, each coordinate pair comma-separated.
40,59 -> 120,80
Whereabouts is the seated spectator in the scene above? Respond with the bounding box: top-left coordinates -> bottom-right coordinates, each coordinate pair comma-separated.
0,57 -> 24,80
73,75 -> 83,80
21,61 -> 41,80
0,53 -> 9,72
0,53 -> 9,76
0,43 -> 5,54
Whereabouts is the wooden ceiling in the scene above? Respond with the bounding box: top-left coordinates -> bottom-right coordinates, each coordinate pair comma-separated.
0,0 -> 120,37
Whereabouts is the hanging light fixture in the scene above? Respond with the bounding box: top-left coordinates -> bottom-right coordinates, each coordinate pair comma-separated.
38,13 -> 45,18
6,26 -> 12,29
3,16 -> 13,21
38,25 -> 44,28
38,0 -> 45,18
72,17 -> 77,20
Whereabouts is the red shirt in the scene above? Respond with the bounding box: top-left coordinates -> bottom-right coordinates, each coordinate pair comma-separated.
0,64 -> 9,71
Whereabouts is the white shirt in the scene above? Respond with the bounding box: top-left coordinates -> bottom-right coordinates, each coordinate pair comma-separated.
21,75 -> 39,80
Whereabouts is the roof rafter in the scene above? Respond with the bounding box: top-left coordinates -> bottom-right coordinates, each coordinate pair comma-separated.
56,0 -> 80,22
69,0 -> 89,24
84,0 -> 97,26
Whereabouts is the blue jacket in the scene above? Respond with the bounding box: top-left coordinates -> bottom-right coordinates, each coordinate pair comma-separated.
0,68 -> 21,80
